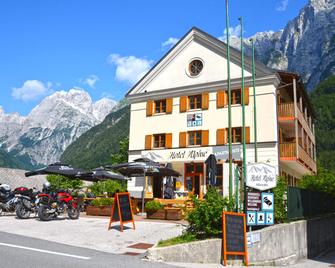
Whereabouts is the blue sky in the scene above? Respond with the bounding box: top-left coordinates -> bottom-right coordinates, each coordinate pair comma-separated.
0,0 -> 308,115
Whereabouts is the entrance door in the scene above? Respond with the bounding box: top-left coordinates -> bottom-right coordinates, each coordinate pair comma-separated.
185,163 -> 203,197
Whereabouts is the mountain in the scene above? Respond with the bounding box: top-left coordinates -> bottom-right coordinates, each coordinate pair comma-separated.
0,89 -> 117,168
310,75 -> 335,174
60,102 -> 130,169
234,0 -> 335,90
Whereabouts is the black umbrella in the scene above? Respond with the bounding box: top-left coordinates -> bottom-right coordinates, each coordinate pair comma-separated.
25,162 -> 88,179
205,154 -> 217,186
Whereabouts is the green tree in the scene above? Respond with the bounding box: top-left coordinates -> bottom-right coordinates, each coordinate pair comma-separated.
47,174 -> 83,191
111,137 -> 129,164
89,180 -> 126,197
273,176 -> 288,223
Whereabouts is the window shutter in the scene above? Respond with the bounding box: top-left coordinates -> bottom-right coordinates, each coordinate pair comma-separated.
246,127 -> 250,144
166,98 -> 173,114
202,92 -> 209,110
180,96 -> 187,112
244,87 -> 249,105
165,133 -> 172,149
223,91 -> 228,106
146,100 -> 153,116
202,130 -> 209,146
217,90 -> 225,108
216,129 -> 225,145
179,132 -> 187,148
145,135 -> 152,150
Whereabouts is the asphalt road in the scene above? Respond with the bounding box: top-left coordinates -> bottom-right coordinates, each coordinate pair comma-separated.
0,231 -> 176,268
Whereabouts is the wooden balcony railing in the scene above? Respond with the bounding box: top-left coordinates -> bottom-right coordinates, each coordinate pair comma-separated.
298,145 -> 317,173
280,142 -> 296,158
278,103 -> 294,118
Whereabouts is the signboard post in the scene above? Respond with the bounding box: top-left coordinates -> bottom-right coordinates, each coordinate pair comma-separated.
222,211 -> 248,266
108,192 -> 135,232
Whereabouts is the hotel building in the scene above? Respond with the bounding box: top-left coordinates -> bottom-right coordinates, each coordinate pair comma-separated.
126,27 -> 316,199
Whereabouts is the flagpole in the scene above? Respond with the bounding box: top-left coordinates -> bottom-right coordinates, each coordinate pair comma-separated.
251,39 -> 258,162
225,0 -> 233,210
239,17 -> 246,213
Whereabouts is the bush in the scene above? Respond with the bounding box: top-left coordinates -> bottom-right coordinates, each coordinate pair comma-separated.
90,198 -> 114,207
187,187 -> 229,238
89,180 -> 126,197
91,199 -> 101,207
273,176 -> 288,223
145,200 -> 164,212
47,174 -> 83,191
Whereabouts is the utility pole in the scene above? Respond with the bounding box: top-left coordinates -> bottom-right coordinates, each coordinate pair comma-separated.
251,39 -> 258,162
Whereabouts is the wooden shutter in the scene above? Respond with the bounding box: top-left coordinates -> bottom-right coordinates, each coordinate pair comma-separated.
217,90 -> 225,108
166,98 -> 173,114
165,133 -> 172,149
223,91 -> 228,106
216,129 -> 226,145
202,130 -> 209,146
244,87 -> 249,105
179,132 -> 187,148
246,127 -> 250,144
146,100 -> 153,116
180,96 -> 187,112
145,135 -> 152,150
202,92 -> 209,110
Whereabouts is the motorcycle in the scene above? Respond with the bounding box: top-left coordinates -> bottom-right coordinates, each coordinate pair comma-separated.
37,190 -> 79,221
15,188 -> 41,219
0,185 -> 28,215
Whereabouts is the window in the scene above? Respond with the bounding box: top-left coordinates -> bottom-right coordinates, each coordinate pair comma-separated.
188,59 -> 203,77
232,89 -> 242,105
153,134 -> 166,148
188,94 -> 202,110
154,99 -> 166,114
188,131 -> 202,146
232,127 -> 242,143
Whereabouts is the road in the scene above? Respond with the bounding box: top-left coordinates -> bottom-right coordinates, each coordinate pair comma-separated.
0,231 -> 175,268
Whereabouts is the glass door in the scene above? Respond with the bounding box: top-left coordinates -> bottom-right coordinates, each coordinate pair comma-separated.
184,163 -> 203,197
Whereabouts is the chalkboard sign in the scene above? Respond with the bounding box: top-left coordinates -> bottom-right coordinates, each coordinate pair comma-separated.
108,192 -> 135,232
222,212 -> 248,266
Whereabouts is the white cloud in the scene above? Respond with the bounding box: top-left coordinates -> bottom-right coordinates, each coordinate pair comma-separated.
218,25 -> 241,41
161,37 -> 179,49
276,0 -> 289,11
83,74 -> 99,88
107,54 -> 153,84
12,80 -> 52,101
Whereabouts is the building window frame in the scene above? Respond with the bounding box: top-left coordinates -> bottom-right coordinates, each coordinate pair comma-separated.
153,134 -> 166,148
188,94 -> 202,110
188,130 -> 202,146
154,99 -> 167,114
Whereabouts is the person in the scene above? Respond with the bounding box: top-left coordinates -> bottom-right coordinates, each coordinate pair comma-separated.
163,183 -> 174,199
86,188 -> 95,198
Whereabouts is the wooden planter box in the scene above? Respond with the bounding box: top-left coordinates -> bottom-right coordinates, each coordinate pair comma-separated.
146,209 -> 166,219
165,208 -> 182,220
86,205 -> 112,216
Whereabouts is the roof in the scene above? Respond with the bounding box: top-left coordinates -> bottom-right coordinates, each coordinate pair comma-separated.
126,26 -> 274,97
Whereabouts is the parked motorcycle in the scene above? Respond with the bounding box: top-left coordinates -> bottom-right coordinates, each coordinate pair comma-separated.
15,188 -> 41,219
37,189 -> 79,221
0,184 -> 28,215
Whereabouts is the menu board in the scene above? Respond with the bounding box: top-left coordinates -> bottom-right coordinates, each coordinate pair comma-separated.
108,192 -> 135,232
222,212 -> 248,266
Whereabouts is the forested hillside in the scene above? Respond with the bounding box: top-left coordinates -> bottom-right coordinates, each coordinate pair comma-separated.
60,105 -> 130,169
310,75 -> 335,174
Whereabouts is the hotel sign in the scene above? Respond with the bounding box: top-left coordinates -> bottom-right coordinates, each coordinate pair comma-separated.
246,163 -> 277,191
187,113 -> 202,127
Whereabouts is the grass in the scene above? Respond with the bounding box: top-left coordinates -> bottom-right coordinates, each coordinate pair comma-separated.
157,233 -> 198,247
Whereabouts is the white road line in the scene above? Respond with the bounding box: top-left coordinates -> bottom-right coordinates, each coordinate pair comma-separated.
0,242 -> 91,260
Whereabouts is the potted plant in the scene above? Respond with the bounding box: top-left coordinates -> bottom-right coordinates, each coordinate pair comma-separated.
145,200 -> 165,219
86,198 -> 114,216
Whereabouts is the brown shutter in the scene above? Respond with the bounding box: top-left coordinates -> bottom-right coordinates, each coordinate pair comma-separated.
202,130 -> 209,146
216,129 -> 225,145
244,87 -> 249,105
223,91 -> 228,106
180,96 -> 187,112
166,98 -> 173,114
202,92 -> 209,110
179,132 -> 187,148
217,90 -> 225,108
145,135 -> 152,150
165,133 -> 172,149
246,127 -> 250,144
146,100 -> 153,116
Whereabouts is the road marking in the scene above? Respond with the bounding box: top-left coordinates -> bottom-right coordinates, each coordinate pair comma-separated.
0,242 -> 91,260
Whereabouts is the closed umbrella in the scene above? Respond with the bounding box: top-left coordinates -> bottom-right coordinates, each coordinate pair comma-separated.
205,154 -> 217,186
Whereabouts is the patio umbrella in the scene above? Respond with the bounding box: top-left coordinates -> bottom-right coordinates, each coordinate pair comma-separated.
106,158 -> 180,214
205,154 -> 217,186
76,167 -> 128,182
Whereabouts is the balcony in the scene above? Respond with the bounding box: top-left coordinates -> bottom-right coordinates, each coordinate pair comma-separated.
280,142 -> 317,174
278,103 -> 295,118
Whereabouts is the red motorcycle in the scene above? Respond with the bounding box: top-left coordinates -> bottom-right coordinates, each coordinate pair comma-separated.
37,190 -> 79,221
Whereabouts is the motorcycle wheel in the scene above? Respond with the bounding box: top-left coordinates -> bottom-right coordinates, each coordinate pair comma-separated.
16,203 -> 31,219
67,206 -> 80,220
38,205 -> 53,221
